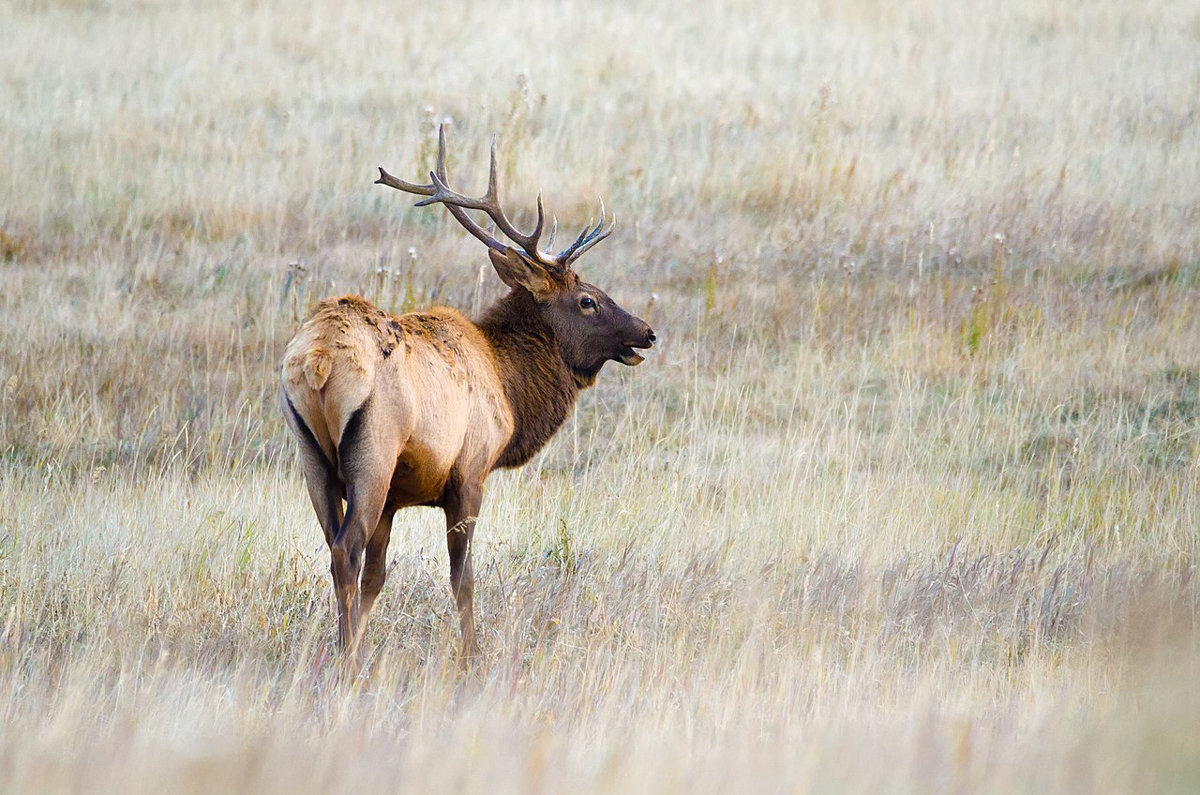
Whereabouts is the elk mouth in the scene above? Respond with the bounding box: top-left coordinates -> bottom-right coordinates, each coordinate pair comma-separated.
615,344 -> 647,366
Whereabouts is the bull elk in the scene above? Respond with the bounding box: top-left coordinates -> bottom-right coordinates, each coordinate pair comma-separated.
280,127 -> 655,661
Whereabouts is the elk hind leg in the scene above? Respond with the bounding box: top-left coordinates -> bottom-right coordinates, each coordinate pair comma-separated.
331,403 -> 392,654
357,508 -> 395,640
283,394 -> 343,546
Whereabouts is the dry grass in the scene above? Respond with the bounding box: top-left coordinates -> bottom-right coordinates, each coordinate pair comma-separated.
1,0 -> 1198,791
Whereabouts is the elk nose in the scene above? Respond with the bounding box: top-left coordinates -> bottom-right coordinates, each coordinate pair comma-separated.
647,329 -> 656,345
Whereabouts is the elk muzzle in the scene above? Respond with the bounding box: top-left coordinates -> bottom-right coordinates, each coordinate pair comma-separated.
616,325 -> 656,366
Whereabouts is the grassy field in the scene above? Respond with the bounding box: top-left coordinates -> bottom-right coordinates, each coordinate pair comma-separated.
1,0 -> 1198,791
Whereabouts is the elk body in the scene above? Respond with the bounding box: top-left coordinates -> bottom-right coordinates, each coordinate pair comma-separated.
280,128 -> 655,660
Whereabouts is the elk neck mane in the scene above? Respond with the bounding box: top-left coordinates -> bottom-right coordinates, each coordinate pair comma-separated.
477,288 -> 592,469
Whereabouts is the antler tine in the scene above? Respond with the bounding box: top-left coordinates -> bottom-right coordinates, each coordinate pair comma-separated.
560,223 -> 592,259
556,196 -> 616,265
528,193 -> 546,250
486,134 -> 499,201
417,126 -> 476,209
374,167 -> 435,197
561,213 -> 616,265
437,123 -> 448,180
546,215 -> 558,252
476,136 -> 551,267
374,124 -> 448,199
557,199 -> 603,258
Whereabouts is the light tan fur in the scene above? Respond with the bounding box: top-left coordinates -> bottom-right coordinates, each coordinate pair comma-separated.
282,296 -> 513,499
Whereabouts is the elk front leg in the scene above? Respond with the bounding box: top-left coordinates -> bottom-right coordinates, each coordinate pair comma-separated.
443,481 -> 483,661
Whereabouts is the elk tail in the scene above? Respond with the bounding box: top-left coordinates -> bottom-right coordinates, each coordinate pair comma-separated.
303,348 -> 333,392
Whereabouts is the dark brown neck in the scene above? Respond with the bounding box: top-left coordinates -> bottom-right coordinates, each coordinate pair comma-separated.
477,289 -> 584,469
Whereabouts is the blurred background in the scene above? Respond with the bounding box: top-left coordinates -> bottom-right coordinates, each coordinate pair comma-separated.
0,0 -> 1197,791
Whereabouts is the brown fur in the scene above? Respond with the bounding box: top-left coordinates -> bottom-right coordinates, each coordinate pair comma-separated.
281,270 -> 654,663
478,289 -> 584,468
282,240 -> 653,668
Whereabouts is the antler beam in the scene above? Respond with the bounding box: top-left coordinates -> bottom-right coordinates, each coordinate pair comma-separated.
376,125 -> 615,271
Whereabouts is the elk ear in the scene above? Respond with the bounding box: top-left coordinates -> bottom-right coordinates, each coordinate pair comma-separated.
488,248 -> 555,296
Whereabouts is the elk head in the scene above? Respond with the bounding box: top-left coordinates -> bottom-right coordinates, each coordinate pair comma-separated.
375,127 -> 656,378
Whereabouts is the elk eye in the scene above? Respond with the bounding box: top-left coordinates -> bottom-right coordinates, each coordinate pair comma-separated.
580,296 -> 596,310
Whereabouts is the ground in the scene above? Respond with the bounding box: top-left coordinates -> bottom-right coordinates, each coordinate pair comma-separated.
0,0 -> 1198,791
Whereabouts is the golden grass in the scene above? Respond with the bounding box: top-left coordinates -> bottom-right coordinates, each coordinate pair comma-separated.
1,0 -> 1198,791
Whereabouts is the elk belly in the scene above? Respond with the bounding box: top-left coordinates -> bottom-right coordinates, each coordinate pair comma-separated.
387,443 -> 450,508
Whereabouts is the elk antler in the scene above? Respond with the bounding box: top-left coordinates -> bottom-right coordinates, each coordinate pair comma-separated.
376,125 -> 615,271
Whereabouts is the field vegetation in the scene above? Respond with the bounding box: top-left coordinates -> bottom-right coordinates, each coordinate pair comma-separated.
1,0 -> 1198,791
